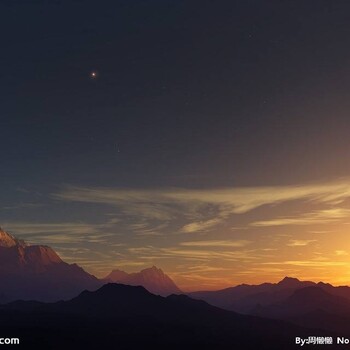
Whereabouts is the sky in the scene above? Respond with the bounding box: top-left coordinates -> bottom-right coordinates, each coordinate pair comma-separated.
2,0 -> 350,291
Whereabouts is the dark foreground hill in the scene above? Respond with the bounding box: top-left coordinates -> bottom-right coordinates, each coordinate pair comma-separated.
0,283 -> 335,350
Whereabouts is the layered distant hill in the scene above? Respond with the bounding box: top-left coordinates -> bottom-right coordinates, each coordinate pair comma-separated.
190,276 -> 350,334
103,266 -> 182,296
0,228 -> 101,302
0,283 -> 320,350
189,277 -> 314,313
252,286 -> 350,333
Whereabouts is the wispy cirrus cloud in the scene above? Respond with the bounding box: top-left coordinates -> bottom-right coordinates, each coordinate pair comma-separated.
264,260 -> 349,267
3,220 -> 120,245
4,222 -> 101,235
179,240 -> 252,248
52,179 -> 350,233
54,178 -> 350,211
180,218 -> 224,233
286,239 -> 317,247
2,202 -> 44,210
126,244 -> 272,263
335,250 -> 349,256
251,208 -> 350,227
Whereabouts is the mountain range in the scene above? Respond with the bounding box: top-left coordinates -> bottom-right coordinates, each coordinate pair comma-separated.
2,226 -> 350,340
0,228 -> 181,302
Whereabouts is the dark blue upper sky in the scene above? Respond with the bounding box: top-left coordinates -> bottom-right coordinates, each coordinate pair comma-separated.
2,0 -> 350,287
2,0 -> 350,193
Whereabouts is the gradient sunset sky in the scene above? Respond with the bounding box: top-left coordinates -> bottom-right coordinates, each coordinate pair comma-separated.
2,0 -> 350,291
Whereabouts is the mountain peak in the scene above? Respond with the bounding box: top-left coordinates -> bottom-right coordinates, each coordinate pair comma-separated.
0,228 -> 61,263
0,229 -> 100,302
140,266 -> 164,275
317,281 -> 332,287
0,228 -> 22,247
277,276 -> 301,287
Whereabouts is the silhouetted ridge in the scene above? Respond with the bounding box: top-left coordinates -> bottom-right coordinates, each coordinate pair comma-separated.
77,283 -> 152,301
61,283 -> 167,317
277,276 -> 301,287
189,276 -> 316,313
0,228 -> 24,248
